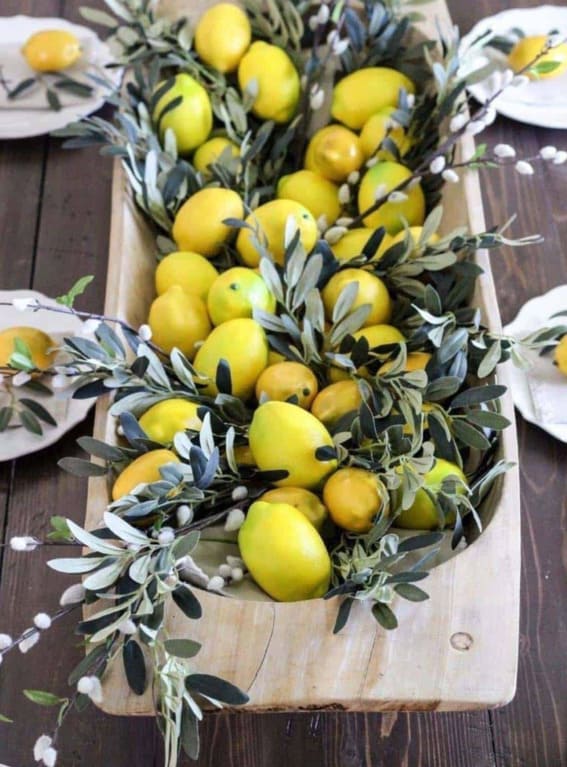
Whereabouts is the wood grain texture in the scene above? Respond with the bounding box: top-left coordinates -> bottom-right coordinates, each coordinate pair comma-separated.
0,0 -> 565,764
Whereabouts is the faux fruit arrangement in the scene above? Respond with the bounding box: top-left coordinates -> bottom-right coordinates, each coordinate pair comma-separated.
3,1 -> 567,765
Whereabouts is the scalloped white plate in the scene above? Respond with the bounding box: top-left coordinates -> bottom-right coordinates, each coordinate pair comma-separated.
0,16 -> 121,139
503,285 -> 567,443
461,6 -> 567,129
0,290 -> 94,461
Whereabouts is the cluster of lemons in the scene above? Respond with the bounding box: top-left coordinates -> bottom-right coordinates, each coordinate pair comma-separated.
103,3 -> 477,601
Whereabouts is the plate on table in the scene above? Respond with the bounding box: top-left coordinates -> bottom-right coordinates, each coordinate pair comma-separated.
0,15 -> 121,139
460,5 -> 567,129
0,290 -> 94,461
504,285 -> 567,443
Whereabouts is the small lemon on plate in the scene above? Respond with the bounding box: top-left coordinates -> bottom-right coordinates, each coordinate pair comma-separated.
0,326 -> 55,370
194,3 -> 251,73
508,35 -> 567,80
22,29 -> 81,72
554,335 -> 567,375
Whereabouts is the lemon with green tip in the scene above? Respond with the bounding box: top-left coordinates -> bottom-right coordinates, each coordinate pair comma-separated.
396,458 -> 467,530
358,161 -> 425,234
207,267 -> 275,325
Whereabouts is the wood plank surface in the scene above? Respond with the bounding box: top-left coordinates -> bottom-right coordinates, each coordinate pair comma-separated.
0,0 -> 565,765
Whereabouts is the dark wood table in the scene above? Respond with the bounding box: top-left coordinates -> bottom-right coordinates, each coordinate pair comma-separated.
1,1 -> 566,764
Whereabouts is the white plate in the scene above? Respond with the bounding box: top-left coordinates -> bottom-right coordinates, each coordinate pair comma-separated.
504,285 -> 567,443
461,5 -> 567,129
0,16 -> 121,139
0,290 -> 94,460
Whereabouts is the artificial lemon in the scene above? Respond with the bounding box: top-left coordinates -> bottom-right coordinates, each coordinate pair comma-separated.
323,467 -> 389,533
22,30 -> 81,72
236,199 -> 318,267
352,324 -> 405,349
193,137 -> 240,176
358,161 -> 425,234
380,351 -> 431,375
172,188 -> 244,257
138,399 -> 201,444
255,361 -> 319,409
331,228 -> 392,262
311,380 -> 362,428
238,41 -> 300,122
259,487 -> 328,531
155,251 -> 219,301
508,35 -> 567,80
277,170 -> 341,227
381,226 -> 440,259
0,326 -> 55,371
322,268 -> 392,326
396,458 -> 467,530
554,335 -> 567,375
331,67 -> 416,130
153,74 -> 212,155
305,125 -> 364,182
194,3 -> 251,73
238,501 -> 331,601
111,449 -> 179,501
147,286 -> 211,359
360,107 -> 410,159
249,401 -> 337,489
193,318 -> 268,399
207,267 -> 275,326
268,349 -> 286,365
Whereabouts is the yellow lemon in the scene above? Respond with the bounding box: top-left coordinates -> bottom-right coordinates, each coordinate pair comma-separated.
172,188 -> 244,257
255,361 -> 319,409
193,318 -> 268,399
249,401 -> 337,489
331,67 -> 416,130
508,35 -> 567,80
380,351 -> 431,375
305,125 -> 364,182
259,487 -> 328,531
311,380 -> 362,428
22,30 -> 81,72
193,137 -> 240,175
396,458 -> 467,530
322,268 -> 392,327
360,107 -> 410,159
238,501 -> 331,601
236,199 -> 318,267
323,467 -> 389,533
194,3 -> 251,73
155,251 -> 219,301
238,41 -> 300,122
0,326 -> 55,371
138,399 -> 201,444
148,285 -> 211,360
207,267 -> 275,326
153,74 -> 212,155
352,324 -> 405,349
277,170 -> 341,227
112,449 -> 179,501
358,161 -> 425,234
331,228 -> 392,262
554,335 -> 567,375
268,349 -> 286,365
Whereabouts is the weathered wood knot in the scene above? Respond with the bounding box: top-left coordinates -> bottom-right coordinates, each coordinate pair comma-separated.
450,632 -> 473,651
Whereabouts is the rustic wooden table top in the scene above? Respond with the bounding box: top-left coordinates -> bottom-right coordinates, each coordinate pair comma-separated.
1,0 -> 566,765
